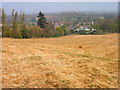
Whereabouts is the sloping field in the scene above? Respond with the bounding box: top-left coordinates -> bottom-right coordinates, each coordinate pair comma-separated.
2,34 -> 118,88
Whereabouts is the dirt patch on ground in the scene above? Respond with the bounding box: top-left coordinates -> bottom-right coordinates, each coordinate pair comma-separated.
2,34 -> 118,88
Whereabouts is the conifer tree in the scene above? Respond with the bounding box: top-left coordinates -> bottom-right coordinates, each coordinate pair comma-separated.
13,11 -> 18,29
2,9 -> 7,37
12,11 -> 20,38
20,11 -> 22,26
0,9 -> 1,23
20,11 -> 25,29
11,9 -> 15,28
22,12 -> 25,28
37,11 -> 47,28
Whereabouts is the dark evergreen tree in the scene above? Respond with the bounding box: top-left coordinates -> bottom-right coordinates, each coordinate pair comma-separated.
37,11 -> 47,28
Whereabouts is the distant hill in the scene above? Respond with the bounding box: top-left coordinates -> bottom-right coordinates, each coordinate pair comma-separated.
6,11 -> 117,24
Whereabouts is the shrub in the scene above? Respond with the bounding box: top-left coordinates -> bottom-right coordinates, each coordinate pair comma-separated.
18,35 -> 23,38
6,30 -> 12,37
56,27 -> 64,36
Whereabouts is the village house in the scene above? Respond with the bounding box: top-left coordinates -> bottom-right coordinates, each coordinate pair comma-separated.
0,24 -> 2,27
53,21 -> 64,29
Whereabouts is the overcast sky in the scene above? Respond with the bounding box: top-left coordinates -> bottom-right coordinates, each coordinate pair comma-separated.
2,2 -> 118,15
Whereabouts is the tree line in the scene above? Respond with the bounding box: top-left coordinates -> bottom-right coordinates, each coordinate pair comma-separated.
92,19 -> 118,34
1,9 -> 73,38
0,9 -> 118,39
1,9 -> 25,38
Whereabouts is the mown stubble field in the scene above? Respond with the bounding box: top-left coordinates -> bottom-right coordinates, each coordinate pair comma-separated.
2,34 -> 118,88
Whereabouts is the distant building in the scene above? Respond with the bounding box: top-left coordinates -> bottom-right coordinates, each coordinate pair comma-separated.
91,28 -> 96,31
80,26 -> 88,31
35,17 -> 38,21
92,22 -> 94,25
53,21 -> 64,29
0,24 -> 2,27
99,17 -> 104,19
85,28 -> 90,31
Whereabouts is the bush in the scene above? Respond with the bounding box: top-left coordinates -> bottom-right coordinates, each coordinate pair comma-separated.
18,35 -> 23,38
6,30 -> 12,37
56,27 -> 64,36
46,34 -> 50,38
28,25 -> 43,38
21,29 -> 31,38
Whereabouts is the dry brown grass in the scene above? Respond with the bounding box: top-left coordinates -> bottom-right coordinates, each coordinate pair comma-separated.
2,34 -> 118,88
